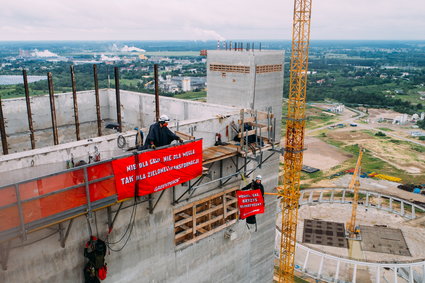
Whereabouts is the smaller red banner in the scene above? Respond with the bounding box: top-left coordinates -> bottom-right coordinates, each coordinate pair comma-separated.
237,189 -> 265,220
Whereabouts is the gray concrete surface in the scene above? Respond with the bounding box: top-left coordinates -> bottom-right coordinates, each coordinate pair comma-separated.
0,89 -> 237,155
0,50 -> 283,283
207,50 -> 284,134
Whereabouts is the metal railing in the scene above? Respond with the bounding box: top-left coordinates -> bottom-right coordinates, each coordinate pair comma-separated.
0,159 -> 116,242
275,187 -> 425,283
0,139 -> 202,243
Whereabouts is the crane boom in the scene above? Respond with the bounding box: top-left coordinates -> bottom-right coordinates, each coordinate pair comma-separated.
278,0 -> 313,281
346,147 -> 364,237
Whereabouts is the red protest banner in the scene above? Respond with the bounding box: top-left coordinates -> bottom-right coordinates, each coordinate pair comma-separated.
236,189 -> 265,219
112,140 -> 203,200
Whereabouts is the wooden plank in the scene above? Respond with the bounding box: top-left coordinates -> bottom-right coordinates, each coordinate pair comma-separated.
175,216 -> 193,227
226,208 -> 238,216
240,109 -> 245,149
197,227 -> 208,234
247,122 -> 268,128
203,155 -> 234,164
174,186 -> 239,213
223,195 -> 227,219
175,227 -> 193,239
180,224 -> 190,230
177,212 -> 191,219
197,215 -> 224,230
202,147 -> 237,161
177,220 -> 237,247
202,166 -> 209,174
202,145 -> 239,164
239,110 -> 273,120
225,195 -> 236,201
192,206 -> 196,235
196,204 -> 224,218
237,127 -> 270,138
210,146 -> 237,155
238,117 -> 255,124
175,131 -> 195,140
223,187 -> 239,195
203,149 -> 224,159
257,112 -> 274,120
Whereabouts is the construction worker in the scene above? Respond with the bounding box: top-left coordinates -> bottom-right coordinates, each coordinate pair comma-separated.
84,236 -> 107,282
143,114 -> 183,149
243,175 -> 265,196
134,127 -> 144,150
242,175 -> 265,231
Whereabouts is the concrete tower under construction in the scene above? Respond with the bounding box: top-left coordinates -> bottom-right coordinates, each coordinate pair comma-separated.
0,49 -> 284,282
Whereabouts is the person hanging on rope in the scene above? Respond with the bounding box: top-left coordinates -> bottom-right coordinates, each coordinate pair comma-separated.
143,114 -> 183,149
241,175 -> 265,232
84,236 -> 107,282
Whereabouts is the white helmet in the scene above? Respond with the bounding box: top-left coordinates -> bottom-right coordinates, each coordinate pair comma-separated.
159,114 -> 170,122
255,175 -> 262,181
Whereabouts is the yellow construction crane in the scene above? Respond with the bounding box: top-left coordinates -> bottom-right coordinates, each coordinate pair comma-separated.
346,147 -> 364,238
278,0 -> 313,282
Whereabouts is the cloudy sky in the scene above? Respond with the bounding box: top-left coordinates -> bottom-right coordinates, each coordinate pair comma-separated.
1,0 -> 424,41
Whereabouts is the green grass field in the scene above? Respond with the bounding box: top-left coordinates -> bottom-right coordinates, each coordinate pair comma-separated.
173,91 -> 206,100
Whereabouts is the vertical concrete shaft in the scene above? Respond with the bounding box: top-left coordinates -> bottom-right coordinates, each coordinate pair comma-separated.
22,69 -> 35,149
0,96 -> 8,155
70,66 -> 80,141
47,72 -> 59,145
93,64 -> 102,136
154,64 -> 160,122
114,67 -> 122,132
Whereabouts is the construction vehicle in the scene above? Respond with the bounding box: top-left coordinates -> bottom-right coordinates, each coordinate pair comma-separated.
277,0 -> 313,282
144,80 -> 154,88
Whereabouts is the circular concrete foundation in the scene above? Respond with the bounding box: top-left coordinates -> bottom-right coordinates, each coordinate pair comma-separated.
275,187 -> 425,283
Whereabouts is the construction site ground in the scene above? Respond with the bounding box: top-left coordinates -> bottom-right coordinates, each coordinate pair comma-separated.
326,130 -> 425,174
293,105 -> 425,188
303,137 -> 352,171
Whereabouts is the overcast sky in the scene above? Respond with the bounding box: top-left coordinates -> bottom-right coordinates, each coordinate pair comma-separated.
1,0 -> 424,41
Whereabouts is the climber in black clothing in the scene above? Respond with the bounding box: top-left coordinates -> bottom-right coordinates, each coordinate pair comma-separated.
241,175 -> 265,231
143,114 -> 183,149
83,236 -> 107,283
242,175 -> 264,196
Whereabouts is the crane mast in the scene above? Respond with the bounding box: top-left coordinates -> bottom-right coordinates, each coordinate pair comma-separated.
278,0 -> 313,281
346,147 -> 364,237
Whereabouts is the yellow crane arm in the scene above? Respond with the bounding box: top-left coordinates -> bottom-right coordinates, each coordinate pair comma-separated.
346,147 -> 364,236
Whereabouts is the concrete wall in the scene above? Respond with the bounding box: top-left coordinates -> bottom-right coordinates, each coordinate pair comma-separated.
0,90 -> 112,153
108,90 -> 236,129
0,89 -> 236,155
0,112 -> 239,187
207,50 -> 284,119
1,50 -> 283,283
1,145 -> 279,283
